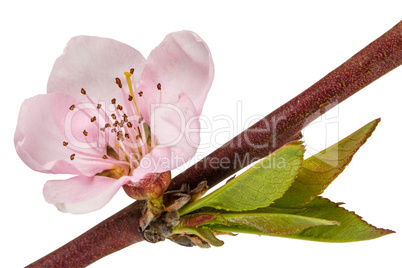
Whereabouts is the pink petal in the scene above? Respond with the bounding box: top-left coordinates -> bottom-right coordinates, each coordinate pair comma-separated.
130,93 -> 200,181
43,175 -> 131,214
137,31 -> 214,122
14,92 -> 114,176
47,35 -> 146,105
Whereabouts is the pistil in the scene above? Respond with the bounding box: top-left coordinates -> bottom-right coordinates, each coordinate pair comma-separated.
124,72 -> 141,116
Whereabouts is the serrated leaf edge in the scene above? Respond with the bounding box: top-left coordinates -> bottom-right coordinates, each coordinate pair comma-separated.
274,119 -> 381,208
298,119 -> 380,206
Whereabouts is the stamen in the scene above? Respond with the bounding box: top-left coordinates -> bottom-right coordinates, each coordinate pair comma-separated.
115,78 -> 122,88
117,131 -> 124,141
69,105 -> 75,111
65,139 -> 117,164
157,83 -> 163,103
115,142 -> 129,159
77,156 -> 130,167
79,90 -> 109,131
81,88 -> 86,95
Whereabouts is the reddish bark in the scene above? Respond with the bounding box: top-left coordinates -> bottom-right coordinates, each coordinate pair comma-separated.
27,20 -> 402,267
27,202 -> 145,268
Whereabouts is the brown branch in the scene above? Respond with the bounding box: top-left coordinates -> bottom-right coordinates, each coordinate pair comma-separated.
27,20 -> 402,268
27,201 -> 145,268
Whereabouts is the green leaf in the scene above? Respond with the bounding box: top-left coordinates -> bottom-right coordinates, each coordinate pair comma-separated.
205,197 -> 393,242
273,119 -> 380,208
206,223 -> 267,236
282,197 -> 394,242
179,142 -> 305,215
180,213 -> 219,227
176,227 -> 224,247
204,212 -> 339,235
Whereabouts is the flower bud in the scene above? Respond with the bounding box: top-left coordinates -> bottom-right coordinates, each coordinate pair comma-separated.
123,171 -> 171,200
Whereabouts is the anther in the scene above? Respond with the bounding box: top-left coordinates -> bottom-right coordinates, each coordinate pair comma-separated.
115,78 -> 122,88
63,141 -> 68,146
70,154 -> 75,160
113,121 -> 118,127
123,114 -> 128,122
130,68 -> 134,74
102,155 -> 108,159
127,122 -> 133,128
83,130 -> 88,136
105,123 -> 111,128
111,114 -> 117,120
97,104 -> 102,109
69,105 -> 75,111
90,116 -> 96,122
81,88 -> 86,95
117,131 -> 124,141
128,95 -> 133,101
117,105 -> 123,110
125,133 -> 130,139
157,83 -> 161,90
111,98 -> 116,104
138,91 -> 143,97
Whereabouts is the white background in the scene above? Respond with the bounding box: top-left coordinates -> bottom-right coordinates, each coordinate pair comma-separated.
1,1 -> 401,267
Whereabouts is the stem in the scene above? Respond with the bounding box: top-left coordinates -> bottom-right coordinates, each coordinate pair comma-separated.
27,20 -> 402,267
27,201 -> 145,268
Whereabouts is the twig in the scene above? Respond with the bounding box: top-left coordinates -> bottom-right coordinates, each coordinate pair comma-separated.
27,20 -> 402,268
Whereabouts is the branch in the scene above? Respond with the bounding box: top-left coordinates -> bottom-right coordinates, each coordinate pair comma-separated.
27,20 -> 402,268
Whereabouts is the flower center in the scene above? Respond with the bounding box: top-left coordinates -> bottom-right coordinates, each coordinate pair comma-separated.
62,68 -> 159,178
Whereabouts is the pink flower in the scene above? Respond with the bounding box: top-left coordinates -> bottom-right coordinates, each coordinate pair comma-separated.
14,31 -> 214,214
